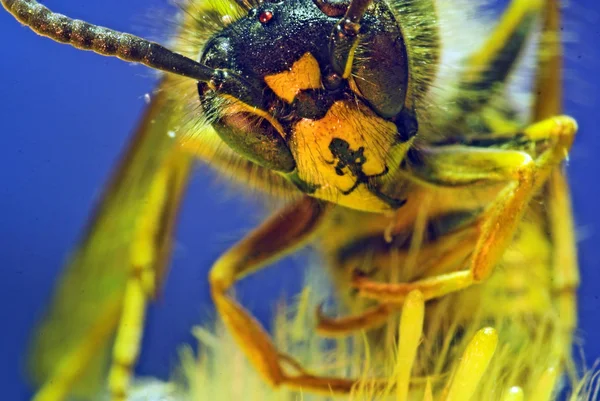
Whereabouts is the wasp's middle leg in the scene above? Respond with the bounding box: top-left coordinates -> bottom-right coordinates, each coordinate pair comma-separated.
316,225 -> 479,337
352,116 -> 576,304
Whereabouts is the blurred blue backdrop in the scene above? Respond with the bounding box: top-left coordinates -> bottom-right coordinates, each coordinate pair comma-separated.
0,1 -> 598,399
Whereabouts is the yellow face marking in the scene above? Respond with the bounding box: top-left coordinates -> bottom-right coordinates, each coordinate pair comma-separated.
289,100 -> 411,212
264,52 -> 322,103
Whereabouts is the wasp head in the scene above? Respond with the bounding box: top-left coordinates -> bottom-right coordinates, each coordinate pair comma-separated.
198,0 -> 416,211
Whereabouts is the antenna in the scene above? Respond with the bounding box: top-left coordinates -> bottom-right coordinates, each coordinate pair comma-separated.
2,0 -> 216,82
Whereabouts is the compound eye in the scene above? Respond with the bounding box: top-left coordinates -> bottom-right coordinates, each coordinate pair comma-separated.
215,112 -> 296,172
258,10 -> 273,24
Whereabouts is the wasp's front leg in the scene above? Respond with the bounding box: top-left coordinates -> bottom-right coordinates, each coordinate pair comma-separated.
208,196 -> 364,393
351,116 -> 577,304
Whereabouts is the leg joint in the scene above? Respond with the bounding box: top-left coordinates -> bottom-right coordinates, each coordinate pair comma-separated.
209,257 -> 235,293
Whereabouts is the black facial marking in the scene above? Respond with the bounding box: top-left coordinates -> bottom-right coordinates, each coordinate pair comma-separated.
328,138 -> 405,208
328,138 -> 369,181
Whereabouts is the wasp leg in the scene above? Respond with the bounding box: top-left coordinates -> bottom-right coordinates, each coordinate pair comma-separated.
533,0 -> 579,369
547,172 -> 579,375
317,226 -> 479,336
533,0 -> 562,122
107,153 -> 191,401
352,116 -> 576,304
532,0 -> 578,329
107,269 -> 151,401
209,197 -> 365,393
31,93 -> 193,401
329,0 -> 374,78
318,240 -> 475,336
316,303 -> 394,337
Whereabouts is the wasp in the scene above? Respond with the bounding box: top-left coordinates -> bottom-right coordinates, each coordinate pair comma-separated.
2,0 -> 580,400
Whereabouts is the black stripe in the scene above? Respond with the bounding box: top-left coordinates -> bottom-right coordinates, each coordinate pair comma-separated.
336,210 -> 478,263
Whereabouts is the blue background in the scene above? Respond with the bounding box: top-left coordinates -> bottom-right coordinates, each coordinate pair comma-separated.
0,1 -> 598,399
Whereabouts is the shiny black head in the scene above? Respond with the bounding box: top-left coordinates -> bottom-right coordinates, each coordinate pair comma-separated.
201,0 -> 335,80
197,0 -> 413,176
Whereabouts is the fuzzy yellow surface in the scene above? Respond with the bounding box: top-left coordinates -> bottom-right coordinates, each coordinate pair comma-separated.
126,286 -> 598,401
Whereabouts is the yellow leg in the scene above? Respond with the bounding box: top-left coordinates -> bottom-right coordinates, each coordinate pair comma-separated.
533,0 -> 562,121
209,196 -> 368,393
532,0 -> 578,343
28,78 -> 194,401
352,116 -> 576,304
106,270 -> 150,401
534,0 -> 579,373
109,151 -> 192,400
316,303 -> 394,337
108,150 -> 192,401
546,170 -> 579,385
547,171 -> 579,327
